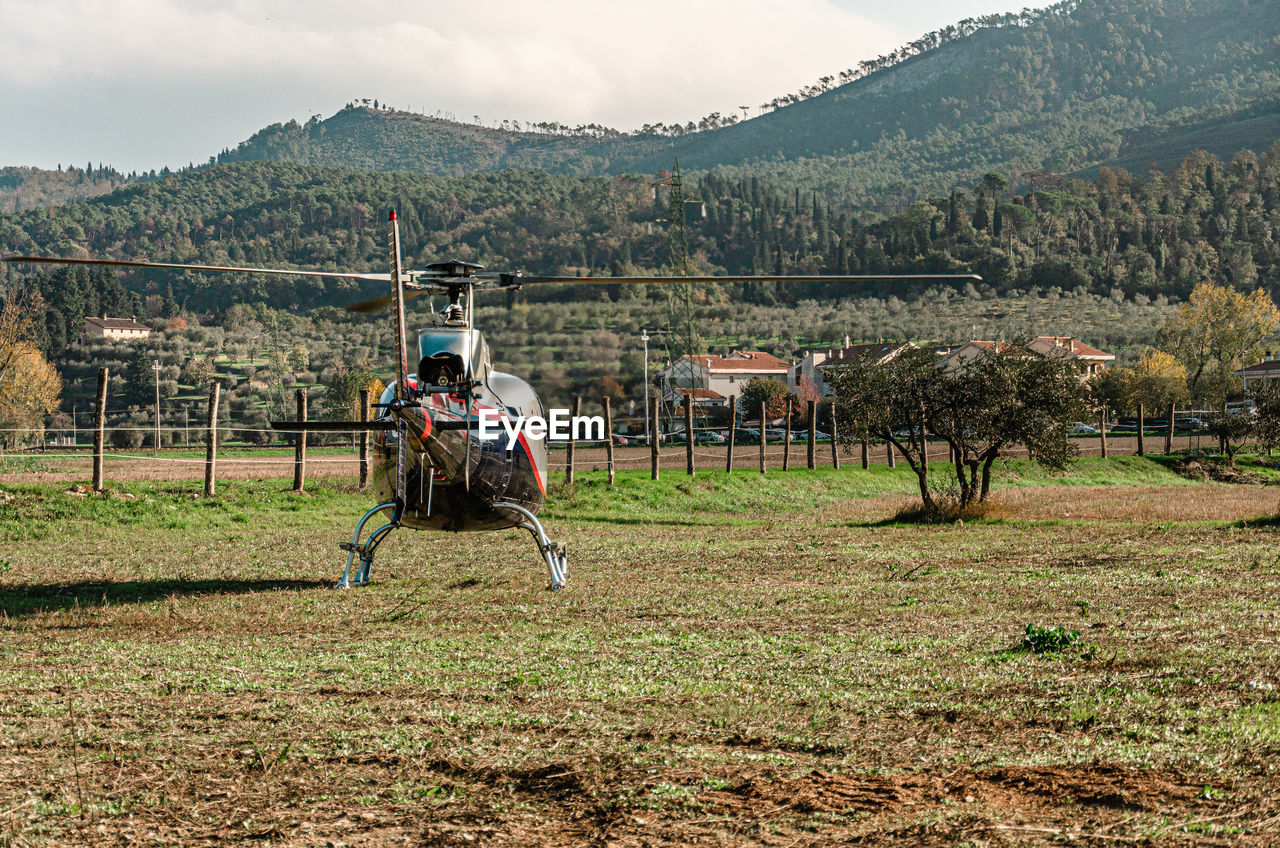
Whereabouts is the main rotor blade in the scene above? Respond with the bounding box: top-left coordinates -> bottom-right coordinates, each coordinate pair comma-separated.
498,273 -> 981,287
345,288 -> 433,313
2,254 -> 390,282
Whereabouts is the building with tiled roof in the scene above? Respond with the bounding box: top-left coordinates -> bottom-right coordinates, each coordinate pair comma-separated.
1235,352 -> 1280,389
792,338 -> 915,395
1029,336 -> 1116,375
83,315 -> 151,342
660,350 -> 790,402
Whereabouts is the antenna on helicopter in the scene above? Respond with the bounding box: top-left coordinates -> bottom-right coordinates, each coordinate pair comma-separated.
388,210 -> 410,521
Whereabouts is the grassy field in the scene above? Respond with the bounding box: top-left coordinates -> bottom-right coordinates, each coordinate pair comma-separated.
2,460 -> 1280,845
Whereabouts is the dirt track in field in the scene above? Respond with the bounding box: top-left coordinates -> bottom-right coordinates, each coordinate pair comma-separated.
0,434 -> 1210,485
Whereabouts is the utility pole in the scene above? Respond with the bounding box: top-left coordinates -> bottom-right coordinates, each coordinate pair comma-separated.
152,359 -> 161,454
641,329 -> 651,445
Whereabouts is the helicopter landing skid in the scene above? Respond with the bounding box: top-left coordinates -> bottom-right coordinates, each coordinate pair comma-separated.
336,502 -> 399,588
496,503 -> 568,591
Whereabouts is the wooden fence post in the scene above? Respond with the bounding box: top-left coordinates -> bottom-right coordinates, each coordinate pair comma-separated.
204,382 -> 220,497
1165,403 -> 1175,454
725,395 -> 736,474
782,399 -> 792,470
294,388 -> 307,492
1099,408 -> 1108,458
806,400 -> 817,469
685,397 -> 695,476
358,389 -> 371,489
1136,402 -> 1145,457
830,402 -> 840,469
566,395 -> 580,484
1220,403 -> 1229,454
604,395 -> 615,485
92,367 -> 108,492
886,440 -> 895,468
861,431 -> 869,470
758,402 -> 766,475
650,397 -> 660,481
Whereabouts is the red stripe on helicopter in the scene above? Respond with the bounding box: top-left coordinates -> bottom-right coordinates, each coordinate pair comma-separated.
420,390 -> 547,497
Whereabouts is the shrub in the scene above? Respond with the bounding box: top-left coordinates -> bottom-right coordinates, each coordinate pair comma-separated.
109,427 -> 144,449
1021,623 -> 1081,654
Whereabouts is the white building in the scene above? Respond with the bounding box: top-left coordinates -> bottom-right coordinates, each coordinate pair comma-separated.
83,315 -> 151,342
1027,336 -> 1115,376
1235,351 -> 1280,389
660,351 -> 791,401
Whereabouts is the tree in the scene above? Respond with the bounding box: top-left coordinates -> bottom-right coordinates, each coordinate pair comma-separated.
1252,382 -> 1280,457
831,347 -> 939,508
287,344 -> 311,372
181,356 -> 216,387
1095,348 -> 1188,415
1206,410 -> 1254,464
832,345 -> 1087,513
932,348 -> 1086,507
123,349 -> 157,408
740,377 -> 791,420
1159,282 -> 1280,403
0,287 -> 61,448
322,366 -> 385,422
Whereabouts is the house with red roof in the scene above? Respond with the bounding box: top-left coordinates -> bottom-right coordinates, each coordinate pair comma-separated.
792,339 -> 915,395
660,350 -> 791,403
941,337 -> 1114,375
1028,336 -> 1116,376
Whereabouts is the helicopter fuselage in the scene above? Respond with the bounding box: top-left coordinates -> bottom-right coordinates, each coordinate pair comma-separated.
371,326 -> 549,532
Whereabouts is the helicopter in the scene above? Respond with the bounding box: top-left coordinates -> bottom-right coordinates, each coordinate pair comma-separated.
4,211 -> 980,591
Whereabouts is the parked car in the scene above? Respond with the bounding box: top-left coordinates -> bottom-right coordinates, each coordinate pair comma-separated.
733,428 -> 762,444
1069,421 -> 1099,435
1174,417 -> 1204,432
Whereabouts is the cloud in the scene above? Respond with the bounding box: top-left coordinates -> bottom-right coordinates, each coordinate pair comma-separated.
0,0 -> 908,169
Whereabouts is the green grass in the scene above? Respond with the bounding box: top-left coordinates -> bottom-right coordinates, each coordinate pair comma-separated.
1,460 -> 1278,843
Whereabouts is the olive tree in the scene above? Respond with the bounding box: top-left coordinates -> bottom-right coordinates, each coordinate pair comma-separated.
1253,382 -> 1280,457
928,349 -> 1088,507
829,347 -> 940,509
831,344 -> 1088,514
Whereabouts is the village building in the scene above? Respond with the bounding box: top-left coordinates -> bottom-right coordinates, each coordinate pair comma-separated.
793,339 -> 915,395
941,337 -> 1113,374
83,315 -> 151,342
1235,352 -> 1280,389
660,351 -> 791,401
1028,336 -> 1116,375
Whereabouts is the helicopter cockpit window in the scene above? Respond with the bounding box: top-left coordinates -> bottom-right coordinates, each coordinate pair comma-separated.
417,328 -> 490,390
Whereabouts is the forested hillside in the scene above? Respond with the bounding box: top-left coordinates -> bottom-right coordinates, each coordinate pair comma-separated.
4,133 -> 1280,337
215,0 -> 1280,211
0,165 -> 141,213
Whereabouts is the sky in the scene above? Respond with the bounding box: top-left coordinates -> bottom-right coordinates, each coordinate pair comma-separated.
0,0 -> 1023,174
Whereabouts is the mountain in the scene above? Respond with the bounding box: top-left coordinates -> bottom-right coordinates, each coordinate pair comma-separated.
215,0 -> 1280,210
